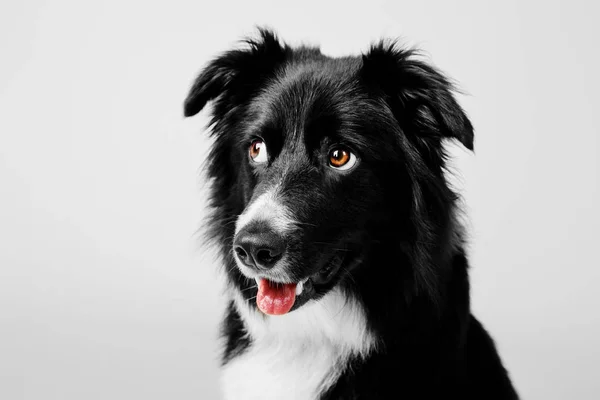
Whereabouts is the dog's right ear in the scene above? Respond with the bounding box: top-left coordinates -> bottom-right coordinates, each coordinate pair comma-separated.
183,29 -> 289,118
360,42 -> 474,151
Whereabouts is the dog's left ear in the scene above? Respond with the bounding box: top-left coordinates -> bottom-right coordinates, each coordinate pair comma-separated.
183,29 -> 288,118
360,42 -> 474,150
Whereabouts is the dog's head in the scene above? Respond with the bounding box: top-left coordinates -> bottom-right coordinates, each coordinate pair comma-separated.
184,29 -> 473,316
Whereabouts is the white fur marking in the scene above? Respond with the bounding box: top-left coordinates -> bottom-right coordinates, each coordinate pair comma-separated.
235,188 -> 295,235
221,289 -> 377,400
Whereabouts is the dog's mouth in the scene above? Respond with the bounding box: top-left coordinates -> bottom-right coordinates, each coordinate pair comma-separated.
253,252 -> 350,315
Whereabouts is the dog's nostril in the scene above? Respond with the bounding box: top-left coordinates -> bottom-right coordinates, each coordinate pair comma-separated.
256,249 -> 277,264
234,246 -> 248,260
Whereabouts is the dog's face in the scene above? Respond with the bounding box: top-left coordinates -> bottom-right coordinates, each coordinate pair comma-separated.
227,62 -> 395,315
184,30 -> 473,315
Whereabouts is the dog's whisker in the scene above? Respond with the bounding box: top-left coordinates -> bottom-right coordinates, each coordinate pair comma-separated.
220,219 -> 239,228
225,262 -> 238,274
293,221 -> 318,227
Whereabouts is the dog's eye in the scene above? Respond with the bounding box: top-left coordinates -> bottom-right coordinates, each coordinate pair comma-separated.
249,140 -> 268,163
328,148 -> 357,171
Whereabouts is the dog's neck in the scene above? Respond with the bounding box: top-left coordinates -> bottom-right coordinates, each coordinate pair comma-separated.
219,288 -> 376,400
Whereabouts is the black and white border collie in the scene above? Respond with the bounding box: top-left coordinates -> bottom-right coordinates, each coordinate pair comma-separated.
184,29 -> 519,400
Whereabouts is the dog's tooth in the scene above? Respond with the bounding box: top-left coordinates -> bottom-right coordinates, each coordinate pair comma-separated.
255,278 -> 261,286
296,281 -> 304,295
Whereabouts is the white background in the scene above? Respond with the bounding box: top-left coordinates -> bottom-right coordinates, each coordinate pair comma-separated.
1,0 -> 598,399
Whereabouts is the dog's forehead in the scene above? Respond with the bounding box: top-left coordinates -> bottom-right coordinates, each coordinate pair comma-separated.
274,61 -> 358,106
248,59 -> 364,141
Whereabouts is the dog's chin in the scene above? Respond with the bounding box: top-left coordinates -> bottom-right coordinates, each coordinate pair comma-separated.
239,250 -> 357,316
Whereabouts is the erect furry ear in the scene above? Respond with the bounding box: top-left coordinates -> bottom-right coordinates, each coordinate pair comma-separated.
183,28 -> 288,117
360,42 -> 474,150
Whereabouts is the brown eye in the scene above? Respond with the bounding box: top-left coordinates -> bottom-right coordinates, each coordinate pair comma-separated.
328,148 -> 357,171
249,140 -> 268,163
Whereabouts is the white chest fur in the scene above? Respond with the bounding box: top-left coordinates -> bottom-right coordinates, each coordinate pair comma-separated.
220,289 -> 376,400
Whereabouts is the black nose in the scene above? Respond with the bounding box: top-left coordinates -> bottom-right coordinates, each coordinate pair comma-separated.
233,224 -> 285,270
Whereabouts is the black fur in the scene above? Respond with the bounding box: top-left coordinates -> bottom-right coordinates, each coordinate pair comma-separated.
184,29 -> 518,399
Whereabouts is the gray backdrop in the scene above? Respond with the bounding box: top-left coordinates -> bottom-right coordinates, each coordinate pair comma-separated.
1,0 -> 598,399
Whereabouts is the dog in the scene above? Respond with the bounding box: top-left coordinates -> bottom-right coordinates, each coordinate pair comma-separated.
183,29 -> 519,400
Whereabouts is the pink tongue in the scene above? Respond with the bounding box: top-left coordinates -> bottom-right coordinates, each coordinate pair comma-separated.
256,279 -> 297,315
